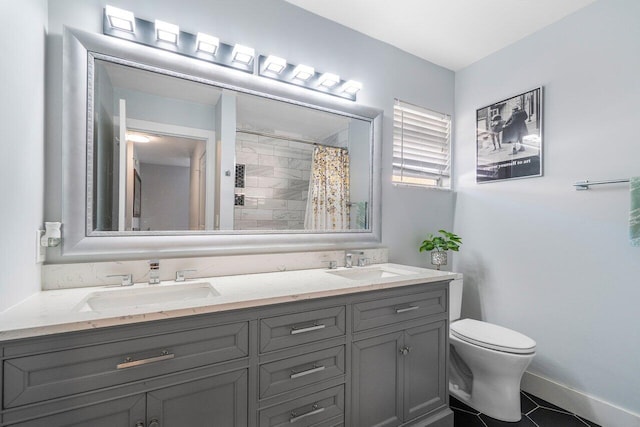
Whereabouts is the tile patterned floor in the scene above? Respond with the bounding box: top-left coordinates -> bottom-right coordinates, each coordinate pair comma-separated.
451,392 -> 601,427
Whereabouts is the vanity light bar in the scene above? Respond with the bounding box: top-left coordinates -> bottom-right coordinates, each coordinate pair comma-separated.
263,55 -> 287,74
102,8 -> 254,74
342,80 -> 362,95
155,20 -> 180,45
257,56 -> 360,101
318,73 -> 340,88
292,64 -> 315,81
105,5 -> 135,32
196,32 -> 219,55
232,44 -> 255,65
102,7 -> 361,98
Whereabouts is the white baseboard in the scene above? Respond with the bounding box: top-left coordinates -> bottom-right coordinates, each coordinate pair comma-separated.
521,371 -> 640,427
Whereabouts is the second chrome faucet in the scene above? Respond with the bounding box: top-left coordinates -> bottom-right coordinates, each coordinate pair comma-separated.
148,259 -> 160,284
345,251 -> 365,268
175,269 -> 197,282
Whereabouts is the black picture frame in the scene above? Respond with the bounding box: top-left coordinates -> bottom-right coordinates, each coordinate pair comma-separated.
476,87 -> 543,183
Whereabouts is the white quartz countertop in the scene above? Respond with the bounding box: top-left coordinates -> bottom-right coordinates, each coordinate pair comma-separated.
0,263 -> 460,342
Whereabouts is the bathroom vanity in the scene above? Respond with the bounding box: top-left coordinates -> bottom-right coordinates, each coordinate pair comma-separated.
0,265 -> 457,427
2,13 -> 459,427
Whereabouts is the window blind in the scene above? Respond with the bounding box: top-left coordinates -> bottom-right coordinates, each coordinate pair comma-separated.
392,99 -> 451,188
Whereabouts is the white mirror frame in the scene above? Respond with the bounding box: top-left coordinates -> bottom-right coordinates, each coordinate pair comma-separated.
62,27 -> 382,258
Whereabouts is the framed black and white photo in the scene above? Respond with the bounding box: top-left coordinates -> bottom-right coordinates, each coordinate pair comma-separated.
476,87 -> 543,183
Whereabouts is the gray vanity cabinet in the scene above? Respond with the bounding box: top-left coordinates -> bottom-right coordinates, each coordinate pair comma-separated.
7,395 -> 146,427
8,368 -> 248,427
402,321 -> 448,421
145,369 -> 248,427
1,281 -> 452,427
351,321 -> 448,427
350,286 -> 450,427
1,315 -> 251,427
351,331 -> 404,427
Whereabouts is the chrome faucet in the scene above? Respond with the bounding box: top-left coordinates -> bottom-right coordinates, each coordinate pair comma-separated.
175,269 -> 197,282
345,251 -> 364,268
107,274 -> 133,286
149,259 -> 160,284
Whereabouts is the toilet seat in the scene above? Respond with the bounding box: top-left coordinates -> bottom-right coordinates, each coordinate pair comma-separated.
451,319 -> 536,355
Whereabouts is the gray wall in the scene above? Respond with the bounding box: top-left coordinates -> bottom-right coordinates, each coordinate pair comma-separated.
43,0 -> 455,264
139,163 -> 190,231
453,0 -> 640,415
0,0 -> 47,311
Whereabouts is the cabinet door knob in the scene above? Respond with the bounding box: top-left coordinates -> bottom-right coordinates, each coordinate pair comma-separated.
148,419 -> 160,427
135,422 -> 144,427
399,346 -> 411,356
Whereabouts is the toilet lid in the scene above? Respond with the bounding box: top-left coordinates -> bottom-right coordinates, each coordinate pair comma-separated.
451,319 -> 536,354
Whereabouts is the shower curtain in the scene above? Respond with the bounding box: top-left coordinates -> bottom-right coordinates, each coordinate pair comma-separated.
304,146 -> 350,230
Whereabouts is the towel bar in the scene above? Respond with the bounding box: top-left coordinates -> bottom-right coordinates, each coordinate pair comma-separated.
573,178 -> 630,190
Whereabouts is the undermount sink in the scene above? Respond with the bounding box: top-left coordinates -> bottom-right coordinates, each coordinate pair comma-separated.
76,282 -> 220,312
327,266 -> 416,281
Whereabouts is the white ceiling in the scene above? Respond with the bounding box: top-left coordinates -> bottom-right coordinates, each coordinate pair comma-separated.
236,92 -> 351,142
130,132 -> 204,168
98,60 -> 222,105
284,0 -> 596,71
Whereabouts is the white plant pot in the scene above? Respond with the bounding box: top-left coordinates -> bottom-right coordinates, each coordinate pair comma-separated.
431,251 -> 447,270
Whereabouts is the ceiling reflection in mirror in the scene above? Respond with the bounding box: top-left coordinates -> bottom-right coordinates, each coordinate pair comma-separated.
91,58 -> 372,234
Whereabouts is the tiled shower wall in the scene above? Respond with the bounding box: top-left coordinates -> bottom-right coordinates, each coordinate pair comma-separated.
235,132 -> 314,230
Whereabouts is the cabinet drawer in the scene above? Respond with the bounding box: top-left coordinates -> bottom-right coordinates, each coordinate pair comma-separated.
3,321 -> 249,408
353,289 -> 446,332
260,306 -> 346,353
260,345 -> 345,399
259,385 -> 344,427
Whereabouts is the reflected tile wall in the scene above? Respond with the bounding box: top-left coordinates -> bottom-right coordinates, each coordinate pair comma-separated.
235,133 -> 314,230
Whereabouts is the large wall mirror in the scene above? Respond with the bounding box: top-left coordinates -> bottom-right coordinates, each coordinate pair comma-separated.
63,27 -> 382,258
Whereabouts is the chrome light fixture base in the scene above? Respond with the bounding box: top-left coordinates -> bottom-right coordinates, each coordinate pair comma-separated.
102,10 -> 253,74
257,56 -> 358,101
103,7 -> 361,100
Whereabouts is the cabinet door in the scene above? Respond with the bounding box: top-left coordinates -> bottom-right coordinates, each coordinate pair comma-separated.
8,394 -> 145,427
403,320 -> 447,421
146,369 -> 248,427
351,332 -> 403,427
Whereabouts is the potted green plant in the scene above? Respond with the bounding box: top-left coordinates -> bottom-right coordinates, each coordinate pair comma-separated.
419,230 -> 462,270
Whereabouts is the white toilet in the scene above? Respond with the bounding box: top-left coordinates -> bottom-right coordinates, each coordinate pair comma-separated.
448,279 -> 536,422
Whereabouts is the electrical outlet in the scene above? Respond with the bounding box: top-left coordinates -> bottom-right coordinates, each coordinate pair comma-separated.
36,230 -> 46,263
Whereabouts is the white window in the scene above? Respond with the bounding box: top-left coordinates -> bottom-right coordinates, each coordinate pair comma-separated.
392,99 -> 451,189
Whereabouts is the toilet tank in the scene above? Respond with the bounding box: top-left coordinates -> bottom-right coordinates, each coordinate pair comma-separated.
449,279 -> 463,322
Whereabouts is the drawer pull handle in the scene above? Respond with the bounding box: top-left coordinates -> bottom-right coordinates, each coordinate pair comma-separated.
117,350 -> 174,369
290,365 -> 325,379
290,323 -> 326,335
290,404 -> 324,423
395,305 -> 419,314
